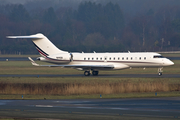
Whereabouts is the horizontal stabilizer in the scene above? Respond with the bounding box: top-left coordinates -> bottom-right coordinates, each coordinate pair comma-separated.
7,36 -> 43,39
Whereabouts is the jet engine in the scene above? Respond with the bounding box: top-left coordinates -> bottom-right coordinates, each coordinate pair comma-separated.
46,53 -> 72,64
36,57 -> 47,61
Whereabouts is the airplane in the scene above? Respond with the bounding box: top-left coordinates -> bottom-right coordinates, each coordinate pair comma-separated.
7,33 -> 174,76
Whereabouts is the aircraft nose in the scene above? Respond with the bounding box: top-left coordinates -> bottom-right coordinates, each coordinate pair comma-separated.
166,60 -> 174,66
170,61 -> 174,65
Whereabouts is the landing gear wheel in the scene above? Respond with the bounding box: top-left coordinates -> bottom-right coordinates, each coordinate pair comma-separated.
84,71 -> 90,76
158,72 -> 162,76
92,71 -> 99,76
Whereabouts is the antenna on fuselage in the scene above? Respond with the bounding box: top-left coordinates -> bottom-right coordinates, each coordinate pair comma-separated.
128,51 -> 131,53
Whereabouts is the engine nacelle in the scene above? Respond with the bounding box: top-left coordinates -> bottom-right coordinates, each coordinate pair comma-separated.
47,53 -> 71,64
37,57 -> 47,61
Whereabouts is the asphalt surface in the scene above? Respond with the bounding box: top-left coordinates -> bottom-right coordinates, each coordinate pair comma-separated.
0,97 -> 180,119
0,74 -> 180,78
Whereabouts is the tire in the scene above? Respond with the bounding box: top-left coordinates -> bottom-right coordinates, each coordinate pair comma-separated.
92,71 -> 99,76
158,72 -> 162,76
84,71 -> 90,76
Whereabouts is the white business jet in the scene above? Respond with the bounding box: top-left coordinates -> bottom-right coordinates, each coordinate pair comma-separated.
7,33 -> 174,76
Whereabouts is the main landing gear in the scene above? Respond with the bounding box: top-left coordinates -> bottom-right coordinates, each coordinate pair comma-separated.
84,70 -> 99,76
158,67 -> 163,76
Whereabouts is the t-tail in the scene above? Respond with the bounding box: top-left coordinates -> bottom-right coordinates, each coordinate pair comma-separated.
7,33 -> 68,57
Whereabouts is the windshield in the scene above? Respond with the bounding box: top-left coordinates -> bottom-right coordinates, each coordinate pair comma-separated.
153,56 -> 164,58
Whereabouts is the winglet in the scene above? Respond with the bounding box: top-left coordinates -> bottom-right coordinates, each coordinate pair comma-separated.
28,57 -> 40,66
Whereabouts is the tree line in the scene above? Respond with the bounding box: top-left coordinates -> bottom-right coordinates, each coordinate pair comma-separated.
0,1 -> 180,54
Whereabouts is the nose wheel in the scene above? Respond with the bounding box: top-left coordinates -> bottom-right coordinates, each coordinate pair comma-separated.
158,72 -> 162,76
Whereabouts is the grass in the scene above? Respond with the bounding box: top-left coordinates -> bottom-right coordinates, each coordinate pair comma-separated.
0,78 -> 179,96
161,53 -> 180,57
0,77 -> 180,84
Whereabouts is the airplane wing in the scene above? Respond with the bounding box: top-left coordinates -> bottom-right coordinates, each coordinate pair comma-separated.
28,57 -> 114,70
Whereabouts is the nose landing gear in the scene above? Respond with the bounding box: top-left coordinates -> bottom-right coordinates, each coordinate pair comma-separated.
158,67 -> 163,76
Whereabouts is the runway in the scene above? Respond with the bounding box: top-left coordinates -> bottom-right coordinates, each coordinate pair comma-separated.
0,97 -> 180,119
0,74 -> 180,78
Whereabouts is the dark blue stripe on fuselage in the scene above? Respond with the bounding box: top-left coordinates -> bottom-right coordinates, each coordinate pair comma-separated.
32,42 -> 49,56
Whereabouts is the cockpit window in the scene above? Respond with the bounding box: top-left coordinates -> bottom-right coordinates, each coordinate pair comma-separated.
153,56 -> 164,58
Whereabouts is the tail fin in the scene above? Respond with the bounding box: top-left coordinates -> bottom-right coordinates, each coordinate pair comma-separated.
7,33 -> 68,57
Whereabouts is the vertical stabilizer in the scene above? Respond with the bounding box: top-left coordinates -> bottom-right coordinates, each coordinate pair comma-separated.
7,33 -> 68,56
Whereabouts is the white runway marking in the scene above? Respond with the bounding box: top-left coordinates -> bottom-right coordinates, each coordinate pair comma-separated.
35,105 -> 53,107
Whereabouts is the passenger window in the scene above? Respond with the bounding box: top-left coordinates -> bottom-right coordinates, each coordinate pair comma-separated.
105,58 -> 107,60
126,57 -> 128,60
92,58 -> 94,60
139,57 -> 141,60
84,58 -> 86,60
144,57 -> 146,60
122,57 -> 124,60
118,57 -> 120,60
88,58 -> 90,60
100,58 -> 102,60
114,57 -> 115,60
109,58 -> 111,60
96,58 -> 98,60
131,57 -> 133,60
